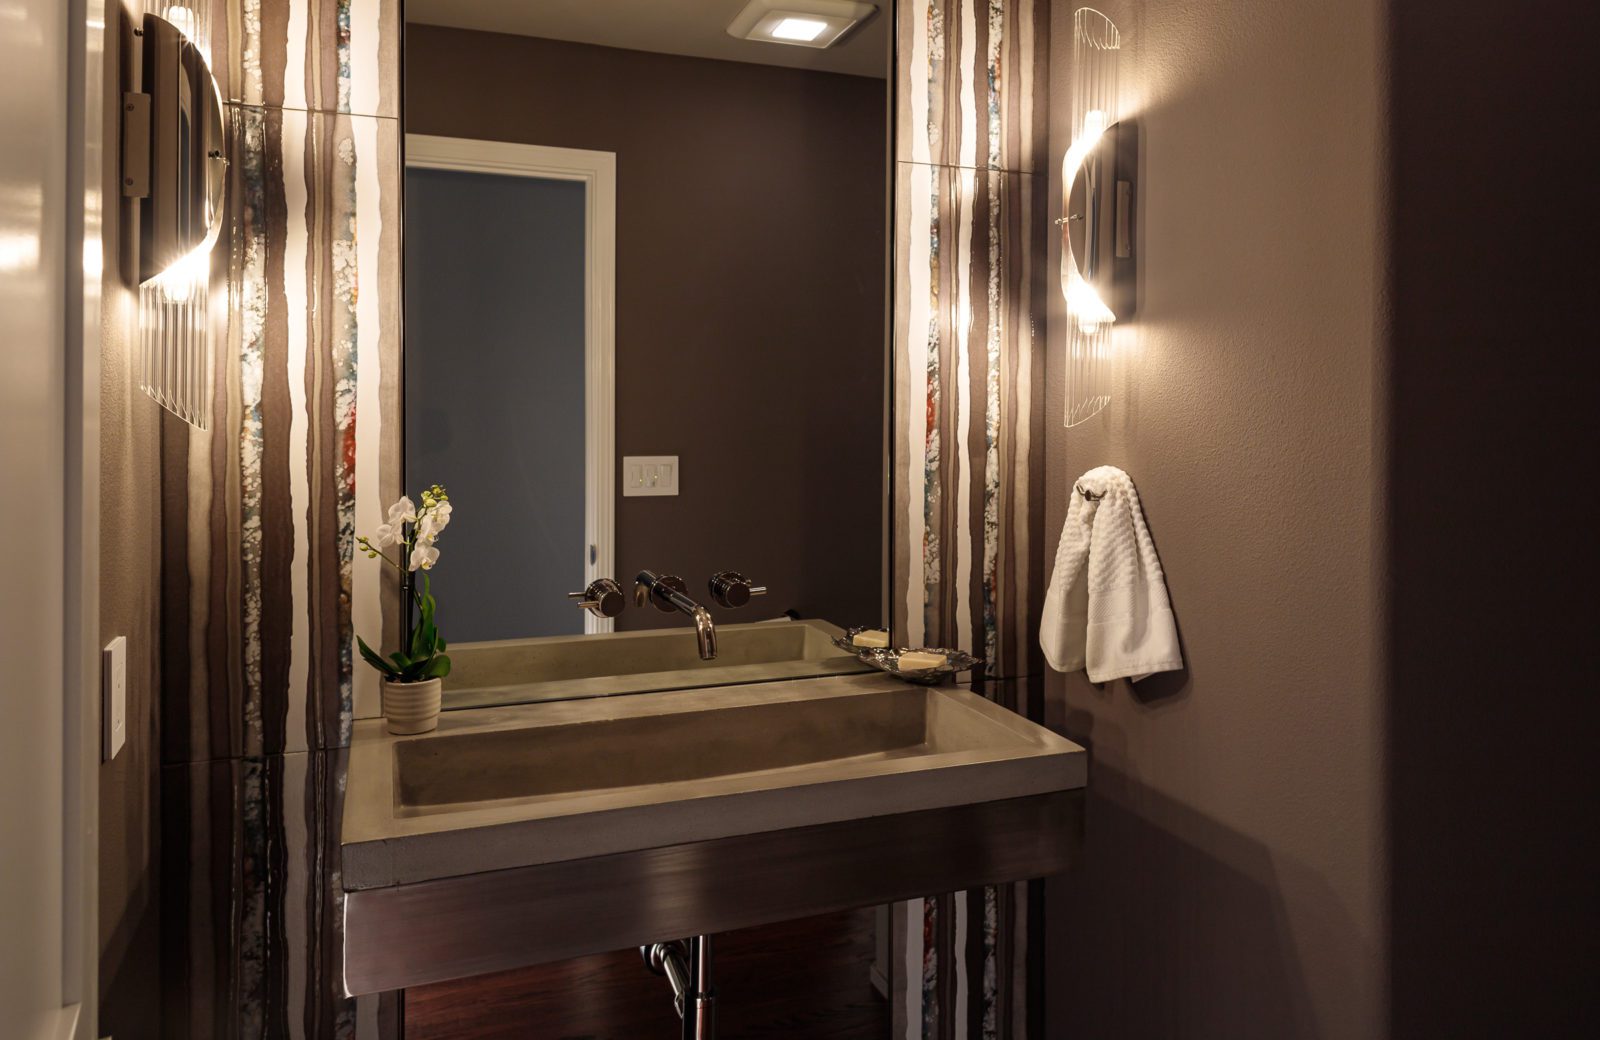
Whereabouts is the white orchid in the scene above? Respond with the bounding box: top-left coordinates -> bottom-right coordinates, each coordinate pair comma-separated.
356,483 -> 454,685
409,541 -> 439,571
416,500 -> 452,543
372,495 -> 418,549
358,484 -> 450,573
390,495 -> 419,523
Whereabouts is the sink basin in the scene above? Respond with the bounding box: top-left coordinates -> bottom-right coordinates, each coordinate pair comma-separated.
441,618 -> 871,709
402,685 -> 1018,813
342,672 -> 1085,888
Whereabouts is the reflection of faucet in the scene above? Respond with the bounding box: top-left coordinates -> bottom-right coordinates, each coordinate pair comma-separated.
567,578 -> 626,619
635,571 -> 718,661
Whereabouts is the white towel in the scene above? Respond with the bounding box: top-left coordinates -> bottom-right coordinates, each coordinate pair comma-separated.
1040,466 -> 1183,683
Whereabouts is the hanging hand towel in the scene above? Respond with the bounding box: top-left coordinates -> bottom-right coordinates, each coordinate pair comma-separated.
1040,465 -> 1183,683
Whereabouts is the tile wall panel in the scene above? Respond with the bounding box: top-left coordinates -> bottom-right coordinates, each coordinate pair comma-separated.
162,104 -> 400,763
895,0 -> 1050,172
890,4 -> 1051,1038
158,2 -> 401,1035
200,0 -> 402,118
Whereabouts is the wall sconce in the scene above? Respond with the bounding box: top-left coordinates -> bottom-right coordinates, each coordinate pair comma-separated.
1060,8 -> 1135,427
122,7 -> 226,428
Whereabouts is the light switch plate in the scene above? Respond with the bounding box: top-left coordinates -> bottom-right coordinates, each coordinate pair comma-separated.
623,455 -> 680,497
102,636 -> 126,762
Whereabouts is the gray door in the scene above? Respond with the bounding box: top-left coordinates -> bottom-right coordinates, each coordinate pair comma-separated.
405,167 -> 588,641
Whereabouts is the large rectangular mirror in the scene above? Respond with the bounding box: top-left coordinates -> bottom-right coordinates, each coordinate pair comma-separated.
401,2 -> 892,706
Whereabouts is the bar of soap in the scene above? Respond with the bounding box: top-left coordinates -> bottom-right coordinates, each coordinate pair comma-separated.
898,650 -> 948,670
852,629 -> 890,648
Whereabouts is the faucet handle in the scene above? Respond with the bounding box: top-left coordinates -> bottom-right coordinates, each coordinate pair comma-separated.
635,571 -> 688,613
708,571 -> 767,609
568,578 -> 625,619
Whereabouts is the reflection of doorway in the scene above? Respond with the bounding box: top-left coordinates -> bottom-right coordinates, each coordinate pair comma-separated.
405,136 -> 616,637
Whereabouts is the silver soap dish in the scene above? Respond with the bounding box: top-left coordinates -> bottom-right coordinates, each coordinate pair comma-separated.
833,628 -> 982,685
831,625 -> 889,656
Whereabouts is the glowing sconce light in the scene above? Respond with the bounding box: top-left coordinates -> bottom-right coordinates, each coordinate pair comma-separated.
160,4 -> 204,60
146,238 -> 216,304
125,8 -> 227,428
1060,8 -> 1127,428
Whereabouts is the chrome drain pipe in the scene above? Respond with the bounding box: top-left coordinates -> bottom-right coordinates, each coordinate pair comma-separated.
640,935 -> 716,1039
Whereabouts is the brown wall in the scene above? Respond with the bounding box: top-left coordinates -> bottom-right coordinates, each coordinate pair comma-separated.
98,2 -> 164,1034
405,26 -> 888,632
1041,1 -> 1387,1036
1386,2 -> 1597,1034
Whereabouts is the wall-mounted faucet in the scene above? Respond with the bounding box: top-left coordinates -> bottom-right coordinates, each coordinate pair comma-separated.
635,571 -> 719,660
707,571 -> 766,609
568,578 -> 626,619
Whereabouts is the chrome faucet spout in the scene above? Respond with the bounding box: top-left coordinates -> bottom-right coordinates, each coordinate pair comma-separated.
635,570 -> 719,661
690,606 -> 717,661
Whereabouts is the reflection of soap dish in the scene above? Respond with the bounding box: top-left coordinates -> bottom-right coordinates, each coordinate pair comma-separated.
854,645 -> 983,685
832,626 -> 892,655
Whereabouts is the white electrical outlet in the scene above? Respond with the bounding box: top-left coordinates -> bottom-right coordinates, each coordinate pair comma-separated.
623,455 -> 680,497
102,636 -> 127,761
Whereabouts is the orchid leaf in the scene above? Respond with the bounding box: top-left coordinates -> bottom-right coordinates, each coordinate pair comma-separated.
356,636 -> 395,680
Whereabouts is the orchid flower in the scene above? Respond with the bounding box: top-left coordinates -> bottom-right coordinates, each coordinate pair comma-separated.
372,495 -> 418,549
409,541 -> 439,571
416,500 -> 452,543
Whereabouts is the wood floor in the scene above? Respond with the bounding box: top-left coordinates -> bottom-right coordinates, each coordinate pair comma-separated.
405,908 -> 891,1039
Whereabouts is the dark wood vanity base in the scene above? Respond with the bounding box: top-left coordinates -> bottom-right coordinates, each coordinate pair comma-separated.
344,789 -> 1082,995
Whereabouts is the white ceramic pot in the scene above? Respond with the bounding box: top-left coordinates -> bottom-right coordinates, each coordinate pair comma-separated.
382,677 -> 442,734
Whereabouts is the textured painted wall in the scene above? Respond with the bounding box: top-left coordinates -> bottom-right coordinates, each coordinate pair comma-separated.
153,2 -> 402,1037
890,2 -> 1050,1037
99,7 -> 167,1035
1385,2 -> 1596,1033
1040,1 -> 1387,1037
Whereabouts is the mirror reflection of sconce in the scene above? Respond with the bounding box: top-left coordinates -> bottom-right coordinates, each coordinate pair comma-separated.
121,8 -> 226,428
1060,8 -> 1135,428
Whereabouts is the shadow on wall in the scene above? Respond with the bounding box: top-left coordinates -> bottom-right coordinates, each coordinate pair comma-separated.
1044,755 -> 1371,1039
98,867 -> 160,1034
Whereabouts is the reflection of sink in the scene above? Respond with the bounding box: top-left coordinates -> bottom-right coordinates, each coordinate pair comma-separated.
341,672 -> 1085,994
442,618 -> 871,709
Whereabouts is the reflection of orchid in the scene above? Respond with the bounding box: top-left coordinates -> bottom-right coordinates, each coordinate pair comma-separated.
355,484 -> 452,682
416,499 -> 451,545
358,486 -> 449,572
372,496 -> 415,549
409,541 -> 439,572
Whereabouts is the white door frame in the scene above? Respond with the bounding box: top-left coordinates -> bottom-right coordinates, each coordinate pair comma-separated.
405,135 -> 617,633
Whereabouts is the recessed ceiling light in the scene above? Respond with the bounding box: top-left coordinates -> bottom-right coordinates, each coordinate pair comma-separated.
771,17 -> 829,42
727,0 -> 879,51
